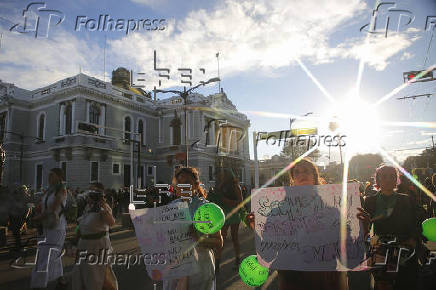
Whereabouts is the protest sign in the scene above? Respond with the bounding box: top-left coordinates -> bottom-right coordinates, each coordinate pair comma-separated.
130,202 -> 200,280
252,183 -> 366,271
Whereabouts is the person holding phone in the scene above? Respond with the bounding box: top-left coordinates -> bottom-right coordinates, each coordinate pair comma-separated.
72,182 -> 118,290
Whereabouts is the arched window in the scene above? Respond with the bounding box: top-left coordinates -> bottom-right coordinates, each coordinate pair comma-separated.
38,114 -> 45,140
138,119 -> 144,145
124,116 -> 131,141
65,103 -> 72,134
89,103 -> 100,125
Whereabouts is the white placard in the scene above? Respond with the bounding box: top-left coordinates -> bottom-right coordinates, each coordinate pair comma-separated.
130,202 -> 200,280
252,183 -> 366,271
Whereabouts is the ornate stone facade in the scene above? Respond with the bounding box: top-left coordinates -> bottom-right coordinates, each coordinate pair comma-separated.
0,69 -> 250,191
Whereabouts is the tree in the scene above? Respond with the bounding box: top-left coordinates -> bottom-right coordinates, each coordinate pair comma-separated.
402,147 -> 436,172
349,153 -> 383,182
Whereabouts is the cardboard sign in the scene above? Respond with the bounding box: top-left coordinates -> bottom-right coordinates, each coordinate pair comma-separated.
130,202 -> 200,280
252,183 -> 366,271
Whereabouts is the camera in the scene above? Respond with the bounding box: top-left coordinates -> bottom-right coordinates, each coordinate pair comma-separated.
88,191 -> 104,212
88,191 -> 104,202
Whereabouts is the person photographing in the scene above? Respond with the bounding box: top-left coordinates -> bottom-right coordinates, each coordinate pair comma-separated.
72,182 -> 118,290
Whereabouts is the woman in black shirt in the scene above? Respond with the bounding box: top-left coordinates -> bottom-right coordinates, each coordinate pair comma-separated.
357,165 -> 420,290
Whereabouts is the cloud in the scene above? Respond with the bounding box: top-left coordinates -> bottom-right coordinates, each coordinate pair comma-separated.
384,129 -> 404,137
406,138 -> 431,146
400,52 -> 413,61
390,149 -> 423,163
0,0 -> 419,89
109,0 -> 369,88
420,131 -> 436,136
130,0 -> 169,9
0,29 -> 102,89
334,31 -> 419,70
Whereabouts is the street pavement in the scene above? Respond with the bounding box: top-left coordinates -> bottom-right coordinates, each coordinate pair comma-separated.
0,222 -> 279,290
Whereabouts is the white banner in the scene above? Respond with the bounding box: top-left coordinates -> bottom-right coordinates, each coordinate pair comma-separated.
130,202 -> 200,280
252,183 -> 366,271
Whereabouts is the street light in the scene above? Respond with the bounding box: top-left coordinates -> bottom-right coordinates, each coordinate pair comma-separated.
155,77 -> 221,167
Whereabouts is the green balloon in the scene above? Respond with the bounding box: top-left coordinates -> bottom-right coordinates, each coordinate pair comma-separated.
422,218 -> 436,242
193,203 -> 225,234
239,255 -> 269,287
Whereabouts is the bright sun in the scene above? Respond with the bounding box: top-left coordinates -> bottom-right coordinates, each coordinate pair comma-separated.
324,97 -> 381,154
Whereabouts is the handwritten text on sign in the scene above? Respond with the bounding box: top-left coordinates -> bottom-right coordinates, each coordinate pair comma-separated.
130,202 -> 200,280
252,183 -> 365,271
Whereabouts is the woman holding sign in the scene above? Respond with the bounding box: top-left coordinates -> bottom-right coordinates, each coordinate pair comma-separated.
210,168 -> 243,274
163,167 -> 223,290
245,158 -> 348,290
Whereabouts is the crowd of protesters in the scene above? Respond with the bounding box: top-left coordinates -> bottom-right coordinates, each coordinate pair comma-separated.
1,154 -> 436,289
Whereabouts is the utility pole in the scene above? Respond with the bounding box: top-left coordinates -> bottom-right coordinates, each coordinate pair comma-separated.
183,87 -> 188,167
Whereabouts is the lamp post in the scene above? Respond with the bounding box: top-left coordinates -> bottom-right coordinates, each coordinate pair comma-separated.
155,77 -> 220,167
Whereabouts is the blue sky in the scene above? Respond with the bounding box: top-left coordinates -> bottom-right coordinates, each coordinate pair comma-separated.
0,0 -> 435,165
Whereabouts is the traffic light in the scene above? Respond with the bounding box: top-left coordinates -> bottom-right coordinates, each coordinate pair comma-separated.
77,122 -> 99,134
403,70 -> 434,83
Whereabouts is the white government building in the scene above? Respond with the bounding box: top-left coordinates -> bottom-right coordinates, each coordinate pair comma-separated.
0,68 -> 251,191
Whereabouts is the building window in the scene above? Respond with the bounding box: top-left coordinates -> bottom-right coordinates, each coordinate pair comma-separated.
137,119 -> 145,145
65,103 -> 72,134
36,164 -> 43,191
124,164 -> 131,187
112,163 -> 120,175
209,166 -> 214,181
0,112 -> 7,142
90,161 -> 99,183
61,162 -> 67,181
38,113 -> 45,140
89,103 -> 100,125
147,165 -> 153,176
124,116 -> 131,142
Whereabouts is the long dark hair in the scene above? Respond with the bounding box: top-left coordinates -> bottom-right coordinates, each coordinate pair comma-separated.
289,158 -> 321,186
215,168 -> 239,197
172,167 -> 207,199
50,168 -> 65,182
